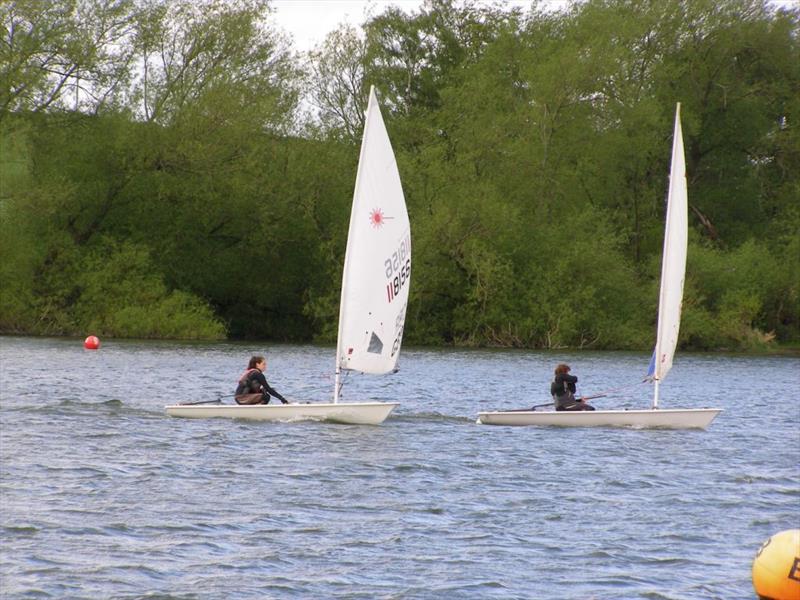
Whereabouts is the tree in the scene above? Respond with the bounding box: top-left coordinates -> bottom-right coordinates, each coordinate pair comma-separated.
0,0 -> 138,119
306,24 -> 369,143
130,0 -> 298,129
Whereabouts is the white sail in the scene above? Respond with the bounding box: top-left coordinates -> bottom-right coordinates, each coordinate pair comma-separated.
335,86 -> 411,383
649,103 -> 688,405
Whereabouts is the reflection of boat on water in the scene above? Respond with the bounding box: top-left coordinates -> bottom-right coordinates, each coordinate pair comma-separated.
166,87 -> 410,425
478,103 -> 722,429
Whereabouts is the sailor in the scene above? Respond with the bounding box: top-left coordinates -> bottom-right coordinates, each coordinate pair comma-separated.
235,356 -> 289,405
551,363 -> 595,411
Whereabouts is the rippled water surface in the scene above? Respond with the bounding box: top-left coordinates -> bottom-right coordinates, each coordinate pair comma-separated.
1,336 -> 798,599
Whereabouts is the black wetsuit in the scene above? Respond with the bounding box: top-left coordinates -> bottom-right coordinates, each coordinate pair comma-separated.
235,369 -> 288,404
551,373 -> 579,410
551,373 -> 577,396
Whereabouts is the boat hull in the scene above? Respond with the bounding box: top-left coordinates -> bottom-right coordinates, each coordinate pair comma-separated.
476,408 -> 722,429
165,402 -> 398,425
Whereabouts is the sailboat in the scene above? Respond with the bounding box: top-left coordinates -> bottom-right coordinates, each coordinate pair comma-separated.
166,87 -> 410,425
477,104 -> 722,429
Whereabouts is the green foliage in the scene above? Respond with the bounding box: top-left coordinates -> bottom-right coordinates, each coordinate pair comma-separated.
1,0 -> 797,350
0,0 -> 137,116
0,119 -> 44,332
684,239 -> 791,349
69,238 -> 225,339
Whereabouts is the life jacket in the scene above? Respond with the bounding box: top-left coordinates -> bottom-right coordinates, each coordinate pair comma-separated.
235,368 -> 262,396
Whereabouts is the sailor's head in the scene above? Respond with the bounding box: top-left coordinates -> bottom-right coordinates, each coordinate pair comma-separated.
248,355 -> 266,370
555,363 -> 571,375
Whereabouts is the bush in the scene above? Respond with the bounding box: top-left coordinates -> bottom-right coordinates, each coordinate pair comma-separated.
688,239 -> 784,349
72,238 -> 226,339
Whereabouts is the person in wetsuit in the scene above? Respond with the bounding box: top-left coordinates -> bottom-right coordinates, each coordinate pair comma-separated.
234,355 -> 289,405
551,363 -> 595,411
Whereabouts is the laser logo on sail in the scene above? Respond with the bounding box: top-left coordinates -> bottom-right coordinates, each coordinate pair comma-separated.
385,232 -> 411,303
370,208 -> 387,228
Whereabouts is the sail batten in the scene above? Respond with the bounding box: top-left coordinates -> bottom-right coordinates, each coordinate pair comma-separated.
334,87 -> 411,401
651,103 -> 688,407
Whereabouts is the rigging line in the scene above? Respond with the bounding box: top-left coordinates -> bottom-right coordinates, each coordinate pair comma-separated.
336,370 -> 350,399
302,384 -> 335,393
586,379 -> 650,399
300,373 -> 339,393
179,394 -> 229,406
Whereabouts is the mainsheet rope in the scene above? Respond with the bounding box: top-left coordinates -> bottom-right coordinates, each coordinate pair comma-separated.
582,378 -> 651,400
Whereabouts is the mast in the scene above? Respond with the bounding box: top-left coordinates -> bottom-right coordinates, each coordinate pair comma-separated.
333,368 -> 341,404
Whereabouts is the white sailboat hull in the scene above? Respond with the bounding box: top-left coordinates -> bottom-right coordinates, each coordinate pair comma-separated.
165,402 -> 398,425
477,408 -> 722,429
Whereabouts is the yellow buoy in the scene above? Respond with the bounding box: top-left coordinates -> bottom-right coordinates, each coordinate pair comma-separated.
752,529 -> 800,600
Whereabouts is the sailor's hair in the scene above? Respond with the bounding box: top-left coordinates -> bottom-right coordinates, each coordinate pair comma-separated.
248,355 -> 265,369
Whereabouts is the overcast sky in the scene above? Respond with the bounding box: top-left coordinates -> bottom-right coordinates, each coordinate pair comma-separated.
270,0 -> 540,51
271,0 -> 798,52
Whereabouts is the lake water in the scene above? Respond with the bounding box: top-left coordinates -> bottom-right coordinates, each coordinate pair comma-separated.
0,336 -> 798,599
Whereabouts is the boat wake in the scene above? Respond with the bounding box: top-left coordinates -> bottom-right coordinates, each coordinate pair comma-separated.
12,398 -> 164,420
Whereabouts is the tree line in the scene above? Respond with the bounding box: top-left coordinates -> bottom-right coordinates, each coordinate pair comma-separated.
1,0 -> 798,351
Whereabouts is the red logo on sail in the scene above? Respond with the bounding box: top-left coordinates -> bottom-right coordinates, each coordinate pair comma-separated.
369,208 -> 385,228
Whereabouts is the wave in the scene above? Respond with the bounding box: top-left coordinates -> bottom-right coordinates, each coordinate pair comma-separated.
3,398 -> 165,419
390,410 -> 474,424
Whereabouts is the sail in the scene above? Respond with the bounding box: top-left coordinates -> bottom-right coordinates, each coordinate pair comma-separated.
649,103 -> 688,383
335,86 -> 411,376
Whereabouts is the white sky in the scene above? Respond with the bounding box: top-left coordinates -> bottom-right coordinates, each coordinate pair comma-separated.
270,0 -> 539,51
271,0 -> 799,52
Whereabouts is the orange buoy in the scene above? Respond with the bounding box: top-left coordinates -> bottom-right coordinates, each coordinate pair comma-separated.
752,529 -> 800,600
83,335 -> 100,350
